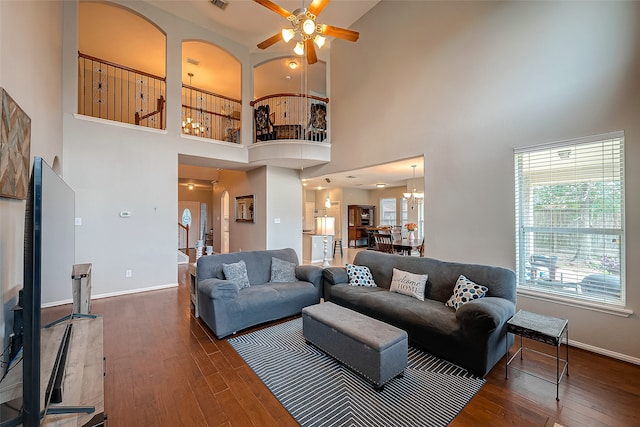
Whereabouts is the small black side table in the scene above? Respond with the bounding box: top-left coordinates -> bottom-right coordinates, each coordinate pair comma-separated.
505,310 -> 569,400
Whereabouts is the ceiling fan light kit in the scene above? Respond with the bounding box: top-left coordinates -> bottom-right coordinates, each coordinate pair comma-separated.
254,0 -> 359,64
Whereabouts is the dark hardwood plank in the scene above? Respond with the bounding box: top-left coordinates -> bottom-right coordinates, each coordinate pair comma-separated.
41,263 -> 640,426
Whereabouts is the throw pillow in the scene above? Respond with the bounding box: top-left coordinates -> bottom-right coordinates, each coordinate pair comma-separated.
222,260 -> 250,290
445,275 -> 488,310
270,257 -> 297,283
389,268 -> 428,301
345,264 -> 377,287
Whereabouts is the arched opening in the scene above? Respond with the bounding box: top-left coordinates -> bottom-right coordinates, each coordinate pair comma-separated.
78,2 -> 166,128
181,40 -> 241,142
252,57 -> 327,142
221,190 -> 230,253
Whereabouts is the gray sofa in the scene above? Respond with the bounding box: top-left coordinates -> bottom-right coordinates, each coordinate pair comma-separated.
323,250 -> 516,377
197,248 -> 323,338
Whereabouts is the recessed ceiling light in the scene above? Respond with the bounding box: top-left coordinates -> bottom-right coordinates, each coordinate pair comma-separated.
376,183 -> 386,188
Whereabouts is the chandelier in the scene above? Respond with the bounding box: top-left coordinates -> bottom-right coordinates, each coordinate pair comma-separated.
403,165 -> 424,209
281,8 -> 326,57
182,72 -> 205,135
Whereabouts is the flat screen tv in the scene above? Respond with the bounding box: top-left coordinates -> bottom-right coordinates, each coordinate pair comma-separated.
20,156 -> 75,426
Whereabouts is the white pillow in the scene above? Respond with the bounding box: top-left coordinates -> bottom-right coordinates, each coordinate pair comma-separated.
445,275 -> 488,310
389,268 -> 428,301
345,264 -> 377,287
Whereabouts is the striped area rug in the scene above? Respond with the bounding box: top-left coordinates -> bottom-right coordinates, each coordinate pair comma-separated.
228,317 -> 485,427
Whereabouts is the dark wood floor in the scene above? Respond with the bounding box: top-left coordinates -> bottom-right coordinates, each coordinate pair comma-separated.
42,262 -> 640,427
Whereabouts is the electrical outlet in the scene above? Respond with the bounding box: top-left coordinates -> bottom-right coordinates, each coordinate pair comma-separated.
125,270 -> 132,278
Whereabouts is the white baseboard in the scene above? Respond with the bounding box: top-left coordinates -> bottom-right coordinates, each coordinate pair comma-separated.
92,283 -> 178,300
41,283 -> 178,308
568,339 -> 640,366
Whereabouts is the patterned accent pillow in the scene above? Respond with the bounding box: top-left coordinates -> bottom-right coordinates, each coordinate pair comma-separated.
270,257 -> 297,283
345,264 -> 377,287
222,260 -> 250,290
445,275 -> 488,310
389,268 -> 428,301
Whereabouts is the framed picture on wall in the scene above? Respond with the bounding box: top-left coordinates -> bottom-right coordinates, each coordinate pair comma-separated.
0,87 -> 31,200
235,195 -> 255,223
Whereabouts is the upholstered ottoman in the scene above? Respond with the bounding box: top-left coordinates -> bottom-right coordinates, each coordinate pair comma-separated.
302,302 -> 408,391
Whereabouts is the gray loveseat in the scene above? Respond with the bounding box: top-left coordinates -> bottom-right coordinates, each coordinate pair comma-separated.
323,250 -> 516,377
197,248 -> 323,338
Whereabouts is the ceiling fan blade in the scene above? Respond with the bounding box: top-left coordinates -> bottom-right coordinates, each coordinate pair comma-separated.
257,32 -> 283,50
319,24 -> 359,42
253,0 -> 292,19
308,0 -> 330,17
305,39 -> 318,64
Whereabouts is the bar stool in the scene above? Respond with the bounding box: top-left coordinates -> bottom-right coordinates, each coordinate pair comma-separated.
332,237 -> 343,258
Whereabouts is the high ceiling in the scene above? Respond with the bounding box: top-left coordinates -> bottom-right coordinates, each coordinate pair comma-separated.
147,0 -> 380,53
84,0 -> 419,190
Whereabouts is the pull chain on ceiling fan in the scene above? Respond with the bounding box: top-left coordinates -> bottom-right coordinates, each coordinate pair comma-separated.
254,0 -> 360,64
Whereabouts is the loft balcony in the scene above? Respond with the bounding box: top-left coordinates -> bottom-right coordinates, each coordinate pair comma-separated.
77,52 -> 330,168
78,52 -> 166,130
250,94 -> 328,143
248,93 -> 330,168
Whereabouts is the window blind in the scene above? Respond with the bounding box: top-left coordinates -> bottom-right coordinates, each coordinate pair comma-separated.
514,132 -> 625,305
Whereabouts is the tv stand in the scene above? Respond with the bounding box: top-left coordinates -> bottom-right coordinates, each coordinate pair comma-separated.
0,316 -> 105,426
42,316 -> 105,426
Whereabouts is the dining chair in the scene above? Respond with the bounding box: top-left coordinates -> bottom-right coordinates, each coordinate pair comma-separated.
374,233 -> 394,254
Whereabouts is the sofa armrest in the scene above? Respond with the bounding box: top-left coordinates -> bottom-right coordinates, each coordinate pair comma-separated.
455,297 -> 516,337
198,278 -> 240,300
323,267 -> 348,286
295,265 -> 324,289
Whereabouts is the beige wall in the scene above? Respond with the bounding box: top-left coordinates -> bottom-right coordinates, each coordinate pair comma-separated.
0,1 -> 63,352
2,0 -> 639,366
318,1 -> 640,361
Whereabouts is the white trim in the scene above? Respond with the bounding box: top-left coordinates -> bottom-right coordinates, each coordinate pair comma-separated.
180,132 -> 246,147
518,289 -> 633,317
247,140 -> 330,150
513,130 -> 624,153
92,283 -> 178,300
73,113 -> 169,134
40,283 -> 178,307
569,339 -> 640,366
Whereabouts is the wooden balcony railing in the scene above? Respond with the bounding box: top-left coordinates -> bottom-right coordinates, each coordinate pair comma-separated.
78,52 -> 166,129
250,94 -> 328,143
182,85 -> 241,143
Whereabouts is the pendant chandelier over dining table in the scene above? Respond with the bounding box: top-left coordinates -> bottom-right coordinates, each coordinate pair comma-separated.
403,165 -> 424,209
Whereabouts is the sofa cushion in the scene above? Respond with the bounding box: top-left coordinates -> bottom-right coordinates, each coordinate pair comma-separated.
222,260 -> 250,289
271,257 -> 297,282
445,275 -> 488,310
390,268 -> 428,301
346,264 -> 377,287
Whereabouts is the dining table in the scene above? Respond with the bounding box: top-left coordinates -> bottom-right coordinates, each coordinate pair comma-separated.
392,237 -> 424,255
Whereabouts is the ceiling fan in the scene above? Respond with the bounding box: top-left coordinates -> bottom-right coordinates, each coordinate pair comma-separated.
254,0 -> 360,64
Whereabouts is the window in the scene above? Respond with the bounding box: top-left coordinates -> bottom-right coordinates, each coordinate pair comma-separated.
380,198 -> 396,226
400,199 -> 408,227
515,132 -> 625,305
